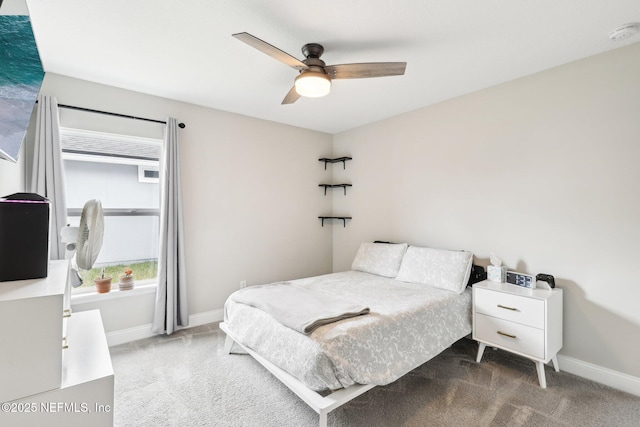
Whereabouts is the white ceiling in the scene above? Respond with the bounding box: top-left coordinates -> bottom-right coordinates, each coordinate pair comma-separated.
16,0 -> 640,134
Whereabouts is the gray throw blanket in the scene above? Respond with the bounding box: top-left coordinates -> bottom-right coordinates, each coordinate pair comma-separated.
230,282 -> 370,334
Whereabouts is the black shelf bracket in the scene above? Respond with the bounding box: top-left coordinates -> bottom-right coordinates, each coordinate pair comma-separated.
319,157 -> 352,170
318,216 -> 352,227
318,184 -> 352,195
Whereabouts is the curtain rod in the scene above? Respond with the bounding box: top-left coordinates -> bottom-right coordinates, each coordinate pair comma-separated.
37,100 -> 186,128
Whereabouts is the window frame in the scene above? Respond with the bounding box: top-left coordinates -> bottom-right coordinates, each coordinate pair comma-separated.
60,127 -> 162,294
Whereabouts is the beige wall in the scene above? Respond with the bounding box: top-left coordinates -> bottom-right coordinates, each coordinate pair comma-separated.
332,43 -> 640,378
16,73 -> 334,332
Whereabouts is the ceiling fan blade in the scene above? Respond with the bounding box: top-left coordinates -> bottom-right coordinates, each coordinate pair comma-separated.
281,86 -> 301,105
325,62 -> 407,79
233,32 -> 308,71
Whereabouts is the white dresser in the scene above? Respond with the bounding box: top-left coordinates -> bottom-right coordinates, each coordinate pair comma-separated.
0,260 -> 114,426
472,280 -> 563,388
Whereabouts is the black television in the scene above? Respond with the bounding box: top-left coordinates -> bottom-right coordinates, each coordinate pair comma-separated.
0,12 -> 45,163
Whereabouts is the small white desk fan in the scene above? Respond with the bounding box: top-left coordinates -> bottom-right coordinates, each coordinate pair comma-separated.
60,199 -> 105,314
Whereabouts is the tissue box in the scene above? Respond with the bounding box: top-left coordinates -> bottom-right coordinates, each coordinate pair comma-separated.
487,265 -> 506,282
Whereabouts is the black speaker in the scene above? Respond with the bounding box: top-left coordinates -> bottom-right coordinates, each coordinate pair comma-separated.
0,193 -> 50,282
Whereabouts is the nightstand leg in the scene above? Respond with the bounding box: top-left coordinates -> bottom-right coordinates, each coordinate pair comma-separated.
551,355 -> 560,372
535,361 -> 547,388
476,342 -> 486,363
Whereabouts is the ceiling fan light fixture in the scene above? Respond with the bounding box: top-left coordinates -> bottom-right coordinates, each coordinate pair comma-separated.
294,72 -> 331,98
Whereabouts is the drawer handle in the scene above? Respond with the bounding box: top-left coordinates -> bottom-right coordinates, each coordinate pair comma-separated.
63,309 -> 72,318
497,304 -> 518,311
497,330 -> 516,339
62,336 -> 69,350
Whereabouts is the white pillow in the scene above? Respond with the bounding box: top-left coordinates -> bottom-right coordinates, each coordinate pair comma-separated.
351,242 -> 408,278
395,246 -> 473,293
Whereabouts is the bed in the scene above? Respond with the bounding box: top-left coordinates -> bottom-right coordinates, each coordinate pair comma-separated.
220,242 -> 478,427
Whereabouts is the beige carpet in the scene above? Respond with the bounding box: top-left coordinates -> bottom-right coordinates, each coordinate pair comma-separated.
110,323 -> 640,426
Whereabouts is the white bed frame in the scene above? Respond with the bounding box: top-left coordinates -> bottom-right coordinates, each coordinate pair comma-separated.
219,322 -> 375,427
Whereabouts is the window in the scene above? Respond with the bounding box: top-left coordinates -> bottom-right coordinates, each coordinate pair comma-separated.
61,128 -> 162,292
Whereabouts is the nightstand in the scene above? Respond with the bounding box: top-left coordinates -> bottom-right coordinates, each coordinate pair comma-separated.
472,280 -> 563,388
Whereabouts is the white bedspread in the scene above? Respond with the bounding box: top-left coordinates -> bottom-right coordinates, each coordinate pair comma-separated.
223,270 -> 472,392
230,282 -> 370,334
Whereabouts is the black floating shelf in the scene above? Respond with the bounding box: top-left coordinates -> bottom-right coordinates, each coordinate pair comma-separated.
319,184 -> 352,195
318,216 -> 352,227
319,157 -> 352,170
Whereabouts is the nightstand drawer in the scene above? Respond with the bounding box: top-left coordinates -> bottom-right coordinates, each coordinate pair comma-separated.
474,288 -> 544,328
475,313 -> 545,359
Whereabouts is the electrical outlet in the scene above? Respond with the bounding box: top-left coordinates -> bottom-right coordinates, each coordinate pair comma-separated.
240,280 -> 247,289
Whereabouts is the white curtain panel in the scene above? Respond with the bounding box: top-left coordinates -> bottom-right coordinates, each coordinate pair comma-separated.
29,95 -> 67,260
152,117 -> 188,335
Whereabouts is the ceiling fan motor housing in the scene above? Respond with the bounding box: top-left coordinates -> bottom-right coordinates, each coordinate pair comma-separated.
302,43 -> 324,59
297,43 -> 332,97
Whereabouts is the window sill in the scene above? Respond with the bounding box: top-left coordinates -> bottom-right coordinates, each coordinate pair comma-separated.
71,283 -> 157,305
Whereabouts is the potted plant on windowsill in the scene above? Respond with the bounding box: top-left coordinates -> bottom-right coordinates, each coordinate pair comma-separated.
119,268 -> 135,291
94,268 -> 112,294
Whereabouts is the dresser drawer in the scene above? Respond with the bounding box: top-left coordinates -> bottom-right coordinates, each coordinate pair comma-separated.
474,288 -> 544,328
475,313 -> 545,359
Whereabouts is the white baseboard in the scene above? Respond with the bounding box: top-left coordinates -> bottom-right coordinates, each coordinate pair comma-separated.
188,308 -> 224,327
106,323 -> 156,347
106,309 -> 224,347
557,354 -> 640,397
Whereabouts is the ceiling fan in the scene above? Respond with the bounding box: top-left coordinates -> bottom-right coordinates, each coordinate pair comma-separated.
232,32 -> 407,104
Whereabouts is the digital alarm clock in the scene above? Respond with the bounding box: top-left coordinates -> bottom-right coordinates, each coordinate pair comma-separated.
506,271 -> 535,289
